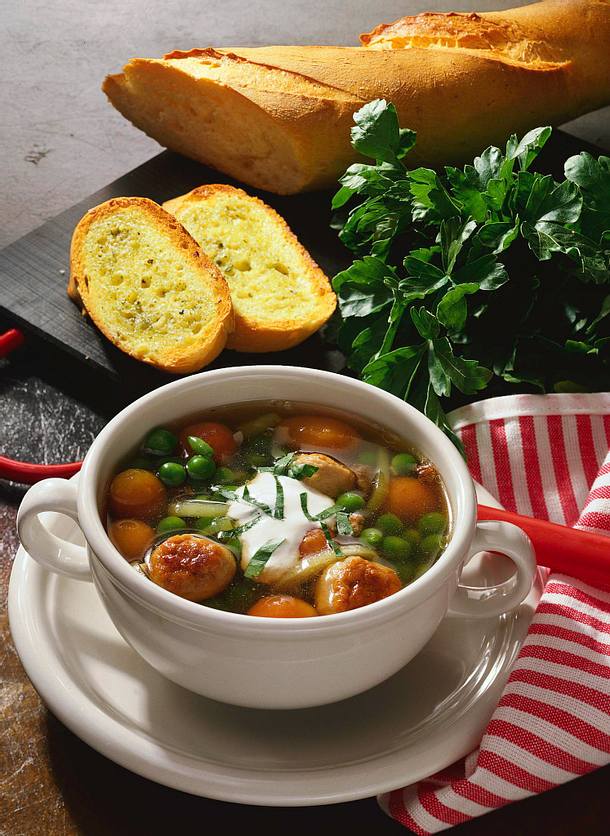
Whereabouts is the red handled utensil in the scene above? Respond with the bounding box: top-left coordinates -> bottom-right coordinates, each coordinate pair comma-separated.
0,456 -> 82,483
0,328 -> 83,483
0,328 -> 25,356
478,504 -> 610,590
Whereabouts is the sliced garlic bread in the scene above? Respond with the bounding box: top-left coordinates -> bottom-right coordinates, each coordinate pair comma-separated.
69,197 -> 233,373
163,185 -> 336,352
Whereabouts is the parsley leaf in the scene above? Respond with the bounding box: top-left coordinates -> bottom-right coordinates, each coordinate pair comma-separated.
350,99 -> 416,165
329,101 -> 610,448
565,153 -> 610,242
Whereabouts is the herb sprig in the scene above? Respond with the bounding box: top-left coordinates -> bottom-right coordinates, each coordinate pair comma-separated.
331,100 -> 610,448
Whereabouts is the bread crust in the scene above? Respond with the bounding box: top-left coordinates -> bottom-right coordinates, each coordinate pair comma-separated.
69,197 -> 233,373
103,0 -> 610,195
361,10 -> 558,62
163,184 -> 336,352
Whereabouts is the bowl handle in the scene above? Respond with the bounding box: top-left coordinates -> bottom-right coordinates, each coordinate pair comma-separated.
17,478 -> 92,581
447,520 -> 536,619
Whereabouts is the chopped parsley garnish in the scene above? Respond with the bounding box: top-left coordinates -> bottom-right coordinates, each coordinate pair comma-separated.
336,510 -> 353,536
244,539 -> 286,579
299,491 -> 316,521
319,521 -> 343,556
260,452 -> 319,481
273,474 -> 284,519
299,493 -> 350,544
288,461 -> 319,480
215,485 -> 273,516
219,514 -> 262,540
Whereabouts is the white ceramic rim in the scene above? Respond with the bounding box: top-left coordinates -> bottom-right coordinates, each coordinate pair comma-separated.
78,366 -> 476,636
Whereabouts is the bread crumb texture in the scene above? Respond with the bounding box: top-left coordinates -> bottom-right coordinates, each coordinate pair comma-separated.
73,200 -> 232,371
165,186 -> 336,351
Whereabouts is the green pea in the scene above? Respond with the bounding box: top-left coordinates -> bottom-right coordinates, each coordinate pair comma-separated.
391,452 -> 418,475
187,435 -> 214,457
396,562 -> 416,585
420,533 -> 444,557
215,466 -> 237,485
418,512 -> 447,534
337,491 -> 365,512
404,528 -> 421,547
382,535 -> 413,561
360,527 -> 384,548
186,455 -> 216,481
157,516 -> 186,533
376,513 -> 403,536
196,515 -> 234,534
157,461 -> 187,487
143,428 -> 177,456
357,448 -> 379,466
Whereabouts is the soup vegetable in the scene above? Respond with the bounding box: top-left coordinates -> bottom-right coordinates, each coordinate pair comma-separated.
105,403 -> 450,618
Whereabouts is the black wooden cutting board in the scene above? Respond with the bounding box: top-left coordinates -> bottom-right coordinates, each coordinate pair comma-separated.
0,131 -> 603,403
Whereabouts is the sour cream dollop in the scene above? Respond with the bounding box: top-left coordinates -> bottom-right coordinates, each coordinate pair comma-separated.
228,471 -> 334,583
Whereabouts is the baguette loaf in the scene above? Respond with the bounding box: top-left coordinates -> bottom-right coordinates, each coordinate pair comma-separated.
69,198 -> 233,373
163,185 -> 336,352
103,0 -> 610,194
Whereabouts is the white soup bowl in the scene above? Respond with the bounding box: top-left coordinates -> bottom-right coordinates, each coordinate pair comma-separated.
17,366 -> 535,709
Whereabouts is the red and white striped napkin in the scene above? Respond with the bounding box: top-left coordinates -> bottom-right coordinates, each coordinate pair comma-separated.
379,393 -> 610,833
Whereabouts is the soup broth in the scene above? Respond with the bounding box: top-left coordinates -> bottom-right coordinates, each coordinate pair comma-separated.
105,401 -> 451,617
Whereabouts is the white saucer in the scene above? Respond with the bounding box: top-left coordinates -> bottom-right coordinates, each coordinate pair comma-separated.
8,484 -> 543,806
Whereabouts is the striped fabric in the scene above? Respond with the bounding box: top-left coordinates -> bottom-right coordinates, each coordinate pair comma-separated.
379,394 -> 610,833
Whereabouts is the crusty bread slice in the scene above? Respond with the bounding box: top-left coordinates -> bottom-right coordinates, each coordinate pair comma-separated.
69,197 -> 233,373
163,185 -> 336,352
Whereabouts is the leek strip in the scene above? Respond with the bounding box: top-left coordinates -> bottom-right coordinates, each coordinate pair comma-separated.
168,499 -> 228,519
339,543 -> 379,560
366,447 -> 391,515
275,550 -> 340,590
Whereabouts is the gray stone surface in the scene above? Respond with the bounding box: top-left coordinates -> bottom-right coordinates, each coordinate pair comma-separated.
1,0 -> 609,250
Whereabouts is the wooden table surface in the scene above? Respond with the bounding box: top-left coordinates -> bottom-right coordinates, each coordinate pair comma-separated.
3,1 -> 610,833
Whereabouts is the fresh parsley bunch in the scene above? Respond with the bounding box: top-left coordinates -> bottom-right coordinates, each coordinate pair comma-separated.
331,99 -> 610,449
